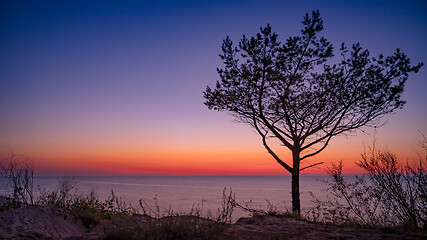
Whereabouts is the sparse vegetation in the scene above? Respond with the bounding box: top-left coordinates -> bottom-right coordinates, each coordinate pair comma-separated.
0,150 -> 34,208
36,176 -> 137,229
103,189 -> 236,239
0,166 -> 233,239
309,136 -> 426,231
103,214 -> 225,240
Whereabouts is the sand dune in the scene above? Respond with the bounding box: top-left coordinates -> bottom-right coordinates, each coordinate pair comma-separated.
0,206 -> 89,239
0,206 -> 423,239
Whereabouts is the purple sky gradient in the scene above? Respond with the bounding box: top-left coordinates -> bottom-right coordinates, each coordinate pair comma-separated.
0,0 -> 426,175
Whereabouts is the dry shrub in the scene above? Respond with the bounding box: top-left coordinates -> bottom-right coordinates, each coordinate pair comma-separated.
310,136 -> 426,231
0,151 -> 34,208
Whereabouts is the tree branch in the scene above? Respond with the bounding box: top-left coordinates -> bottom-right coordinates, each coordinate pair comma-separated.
261,134 -> 293,173
300,162 -> 324,171
251,104 -> 293,173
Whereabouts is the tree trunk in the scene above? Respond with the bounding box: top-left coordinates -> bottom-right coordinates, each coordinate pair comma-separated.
291,150 -> 301,214
291,170 -> 300,214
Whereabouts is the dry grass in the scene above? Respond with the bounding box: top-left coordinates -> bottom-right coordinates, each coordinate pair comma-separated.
102,189 -> 236,239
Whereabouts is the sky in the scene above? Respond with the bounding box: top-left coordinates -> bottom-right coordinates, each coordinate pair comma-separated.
0,0 -> 426,176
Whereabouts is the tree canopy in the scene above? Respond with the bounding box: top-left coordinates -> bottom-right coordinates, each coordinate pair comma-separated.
204,11 -> 422,213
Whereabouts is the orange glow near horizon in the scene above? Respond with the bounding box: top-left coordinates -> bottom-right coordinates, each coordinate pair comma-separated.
2,122 -> 421,177
24,141 -> 403,176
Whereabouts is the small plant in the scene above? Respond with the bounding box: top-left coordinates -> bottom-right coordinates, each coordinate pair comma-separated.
0,150 -> 34,208
104,189 -> 136,215
212,188 -> 236,223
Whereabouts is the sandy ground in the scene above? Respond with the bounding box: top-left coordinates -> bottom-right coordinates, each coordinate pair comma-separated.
0,206 -> 424,239
220,216 -> 424,240
0,206 -> 89,239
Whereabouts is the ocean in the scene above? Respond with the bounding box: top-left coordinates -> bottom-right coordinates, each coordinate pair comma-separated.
1,175 -> 339,221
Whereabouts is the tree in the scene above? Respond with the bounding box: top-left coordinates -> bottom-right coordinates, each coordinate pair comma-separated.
203,11 -> 422,214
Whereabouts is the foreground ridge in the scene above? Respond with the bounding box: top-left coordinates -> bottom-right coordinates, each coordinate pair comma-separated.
0,206 -> 424,239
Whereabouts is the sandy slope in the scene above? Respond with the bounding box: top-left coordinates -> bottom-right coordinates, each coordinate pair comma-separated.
0,206 -> 424,239
0,206 -> 88,239
220,216 -> 424,239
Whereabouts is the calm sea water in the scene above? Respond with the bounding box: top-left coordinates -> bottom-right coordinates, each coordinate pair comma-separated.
1,175 -> 341,220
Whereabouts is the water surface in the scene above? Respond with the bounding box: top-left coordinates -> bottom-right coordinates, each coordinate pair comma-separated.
1,175 -> 345,220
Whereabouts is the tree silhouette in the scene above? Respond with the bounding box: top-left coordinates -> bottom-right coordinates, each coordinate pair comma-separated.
204,11 -> 422,214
